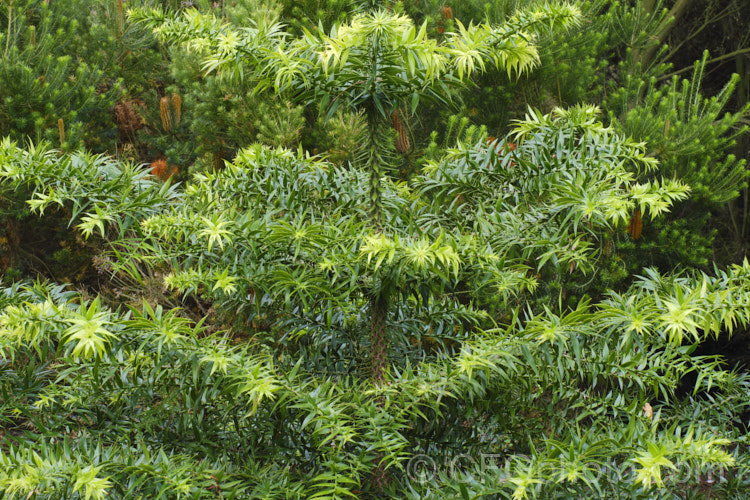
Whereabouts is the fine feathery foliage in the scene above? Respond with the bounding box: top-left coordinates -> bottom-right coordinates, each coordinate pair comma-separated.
609,53 -> 749,206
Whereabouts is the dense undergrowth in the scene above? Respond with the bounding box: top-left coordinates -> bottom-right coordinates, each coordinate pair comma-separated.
1,0 -> 750,498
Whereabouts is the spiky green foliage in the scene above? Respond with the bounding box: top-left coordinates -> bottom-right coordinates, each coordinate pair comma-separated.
1,2 -> 749,498
128,3 -> 582,381
417,105 -> 689,304
0,0 -> 118,149
0,0 -> 172,279
0,0 -> 166,152
4,104 -> 748,497
0,138 -> 181,291
607,54 -> 750,269
405,0 -> 612,138
130,4 -> 580,215
610,54 -> 749,205
128,1 -> 307,174
0,139 -> 181,239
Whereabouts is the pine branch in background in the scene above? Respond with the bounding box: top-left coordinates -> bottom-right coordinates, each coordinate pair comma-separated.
0,1 -> 118,149
609,53 -> 749,205
607,52 -> 750,269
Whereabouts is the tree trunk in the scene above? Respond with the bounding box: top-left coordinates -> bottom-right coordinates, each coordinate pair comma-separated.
370,294 -> 388,383
637,0 -> 694,69
365,112 -> 384,227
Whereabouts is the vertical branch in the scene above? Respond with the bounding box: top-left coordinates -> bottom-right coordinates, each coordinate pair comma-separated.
363,27 -> 387,229
116,0 -> 124,37
365,111 -> 385,228
370,294 -> 388,383
640,0 -> 694,68
360,29 -> 393,385
4,4 -> 12,58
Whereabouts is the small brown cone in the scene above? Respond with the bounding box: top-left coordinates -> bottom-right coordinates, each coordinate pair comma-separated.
392,109 -> 411,155
57,118 -> 65,146
171,93 -> 182,127
628,209 -> 643,240
159,97 -> 172,132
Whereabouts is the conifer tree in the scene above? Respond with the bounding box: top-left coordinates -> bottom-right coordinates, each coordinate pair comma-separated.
0,0 -> 117,149
131,0 -> 581,382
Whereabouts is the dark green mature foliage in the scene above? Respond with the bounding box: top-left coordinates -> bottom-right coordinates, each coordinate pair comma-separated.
4,105 -> 749,498
0,1 -> 118,150
0,1 -> 749,499
608,55 -> 750,269
279,0 -> 354,35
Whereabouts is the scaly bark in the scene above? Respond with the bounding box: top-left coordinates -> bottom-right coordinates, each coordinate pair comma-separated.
370,294 -> 388,383
365,111 -> 385,228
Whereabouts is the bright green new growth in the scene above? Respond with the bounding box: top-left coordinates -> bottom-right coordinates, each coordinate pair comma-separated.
3,97 -> 746,496
130,3 -> 580,222
130,1 -> 581,382
0,1 -> 749,499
